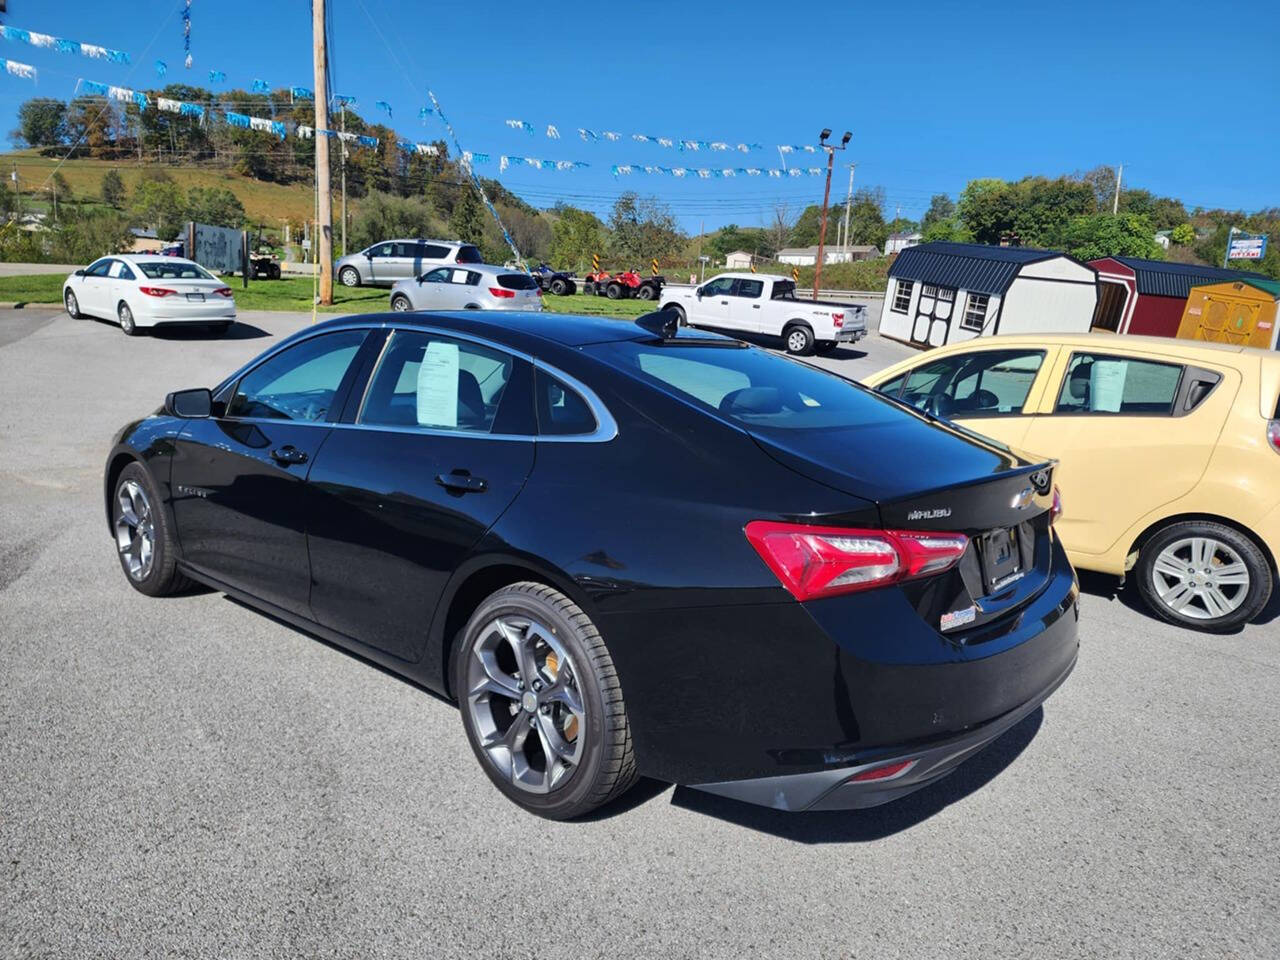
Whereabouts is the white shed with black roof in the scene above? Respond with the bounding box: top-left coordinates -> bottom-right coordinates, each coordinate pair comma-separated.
879,242 -> 1098,348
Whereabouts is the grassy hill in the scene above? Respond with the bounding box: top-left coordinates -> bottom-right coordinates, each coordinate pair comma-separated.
2,150 -> 318,225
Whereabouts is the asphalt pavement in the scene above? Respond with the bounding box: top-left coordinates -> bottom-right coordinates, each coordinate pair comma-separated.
1,307 -> 1277,960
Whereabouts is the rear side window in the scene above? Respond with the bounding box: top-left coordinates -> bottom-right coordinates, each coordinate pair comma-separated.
497,274 -> 538,291
359,330 -> 514,433
734,279 -> 764,298
368,243 -> 394,258
535,369 -> 597,436
421,243 -> 450,260
1055,352 -> 1183,416
456,245 -> 483,264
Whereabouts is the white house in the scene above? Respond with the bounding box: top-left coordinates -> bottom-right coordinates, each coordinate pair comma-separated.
879,241 -> 1098,348
885,230 -> 922,255
724,250 -> 753,269
775,244 -> 879,266
1153,230 -> 1171,250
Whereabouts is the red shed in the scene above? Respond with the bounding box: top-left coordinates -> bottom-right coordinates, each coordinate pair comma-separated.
1089,256 -> 1270,338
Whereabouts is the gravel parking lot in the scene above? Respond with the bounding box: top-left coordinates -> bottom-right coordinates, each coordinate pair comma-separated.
2,306 -> 1277,960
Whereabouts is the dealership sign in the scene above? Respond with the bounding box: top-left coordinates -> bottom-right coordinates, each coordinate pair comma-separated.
1227,232 -> 1268,261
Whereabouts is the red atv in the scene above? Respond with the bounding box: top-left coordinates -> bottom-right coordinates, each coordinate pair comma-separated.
585,268 -> 665,301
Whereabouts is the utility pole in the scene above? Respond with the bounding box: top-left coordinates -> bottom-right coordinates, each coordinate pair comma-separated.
813,129 -> 851,301
841,163 -> 855,259
1112,162 -> 1123,216
312,0 -> 334,304
339,103 -> 347,256
697,219 -> 704,282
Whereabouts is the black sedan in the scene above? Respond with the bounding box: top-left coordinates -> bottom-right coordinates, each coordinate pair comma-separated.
104,309 -> 1078,819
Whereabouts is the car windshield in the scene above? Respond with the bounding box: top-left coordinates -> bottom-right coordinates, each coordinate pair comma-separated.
136,261 -> 216,280
592,339 -> 908,433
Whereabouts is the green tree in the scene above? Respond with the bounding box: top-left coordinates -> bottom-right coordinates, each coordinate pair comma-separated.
921,194 -> 955,230
608,192 -> 681,263
1170,223 -> 1195,246
847,187 -> 888,250
186,186 -> 246,228
550,206 -> 606,272
50,208 -> 135,263
921,216 -> 973,243
957,178 -> 1019,245
789,204 -> 823,246
101,169 -> 126,208
1061,213 -> 1163,261
130,179 -> 187,240
14,98 -> 68,147
449,186 -> 486,245
349,191 -> 440,252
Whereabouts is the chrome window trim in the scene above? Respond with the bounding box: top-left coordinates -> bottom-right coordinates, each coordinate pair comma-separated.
532,360 -> 618,443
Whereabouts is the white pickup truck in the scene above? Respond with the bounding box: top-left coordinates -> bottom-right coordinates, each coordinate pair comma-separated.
659,272 -> 867,355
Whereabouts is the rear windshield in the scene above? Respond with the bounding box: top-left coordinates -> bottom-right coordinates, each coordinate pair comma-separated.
456,245 -> 483,264
496,274 -> 538,290
136,261 -> 216,280
593,340 -> 905,432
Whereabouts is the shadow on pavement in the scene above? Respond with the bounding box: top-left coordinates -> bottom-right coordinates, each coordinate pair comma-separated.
152,322 -> 272,341
1076,566 -> 1279,630
666,707 -> 1044,843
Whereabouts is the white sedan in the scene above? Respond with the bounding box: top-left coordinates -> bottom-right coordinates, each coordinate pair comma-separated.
63,255 -> 237,336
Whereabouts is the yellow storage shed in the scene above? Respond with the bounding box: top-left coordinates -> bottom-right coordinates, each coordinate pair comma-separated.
1177,277 -> 1280,350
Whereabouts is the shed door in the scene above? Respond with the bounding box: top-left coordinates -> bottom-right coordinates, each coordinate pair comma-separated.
1092,281 -> 1128,332
911,284 -> 956,346
1198,296 -> 1261,346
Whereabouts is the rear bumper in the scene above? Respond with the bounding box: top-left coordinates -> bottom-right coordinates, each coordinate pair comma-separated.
835,328 -> 865,342
136,305 -> 236,326
690,646 -> 1075,811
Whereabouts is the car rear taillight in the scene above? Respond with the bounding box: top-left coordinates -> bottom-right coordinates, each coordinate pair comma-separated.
744,521 -> 969,601
1050,485 -> 1063,524
832,313 -> 844,328
1268,420 -> 1280,455
214,287 -> 234,298
848,759 -> 916,783
139,286 -> 176,297
535,287 -> 543,296
489,287 -> 515,298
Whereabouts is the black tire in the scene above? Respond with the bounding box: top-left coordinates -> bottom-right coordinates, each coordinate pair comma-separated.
584,281 -> 595,296
111,462 -> 191,597
783,323 -> 815,355
1136,521 -> 1272,633
550,278 -> 568,296
565,281 -> 577,296
64,289 -> 83,319
454,581 -> 638,820
814,341 -> 838,355
118,301 -> 139,336
339,266 -> 361,288
269,264 -> 281,280
390,294 -> 413,312
636,284 -> 656,301
208,322 -> 232,335
605,282 -> 623,300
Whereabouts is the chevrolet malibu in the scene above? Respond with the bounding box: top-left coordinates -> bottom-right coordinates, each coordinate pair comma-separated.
104,309 -> 1078,819
64,255 -> 236,336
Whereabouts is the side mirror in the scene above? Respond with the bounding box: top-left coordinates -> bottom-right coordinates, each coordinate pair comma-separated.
74,269 -> 86,277
695,287 -> 703,299
165,387 -> 212,419
364,251 -> 373,258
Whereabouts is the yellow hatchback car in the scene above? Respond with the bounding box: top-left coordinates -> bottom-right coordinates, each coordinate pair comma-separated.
864,334 -> 1280,632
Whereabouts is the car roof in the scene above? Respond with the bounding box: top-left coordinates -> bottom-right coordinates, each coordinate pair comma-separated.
914,332 -> 1276,361
377,238 -> 468,246
712,272 -> 789,281
114,254 -> 201,265
310,310 -> 667,350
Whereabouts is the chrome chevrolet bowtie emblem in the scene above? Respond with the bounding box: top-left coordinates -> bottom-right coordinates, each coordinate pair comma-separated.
1010,486 -> 1035,510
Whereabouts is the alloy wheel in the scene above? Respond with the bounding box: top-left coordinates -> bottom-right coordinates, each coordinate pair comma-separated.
391,295 -> 411,312
118,303 -> 135,335
340,267 -> 359,287
114,479 -> 155,581
1150,536 -> 1250,621
465,614 -> 586,794
65,290 -> 79,317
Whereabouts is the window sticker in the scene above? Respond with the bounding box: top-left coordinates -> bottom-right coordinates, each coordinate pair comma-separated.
417,340 -> 460,427
1089,360 -> 1127,413
449,269 -> 468,284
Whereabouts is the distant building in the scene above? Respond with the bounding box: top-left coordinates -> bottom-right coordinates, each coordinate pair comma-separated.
775,244 -> 879,265
128,227 -> 160,252
1089,256 -> 1272,338
724,250 -> 753,269
885,231 -> 922,255
880,241 -> 1097,347
1154,230 -> 1172,250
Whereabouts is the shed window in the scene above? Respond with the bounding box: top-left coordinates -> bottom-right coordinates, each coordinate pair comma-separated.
891,280 -> 913,313
961,293 -> 990,332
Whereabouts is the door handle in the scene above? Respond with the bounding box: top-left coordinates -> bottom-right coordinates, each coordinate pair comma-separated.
720,300 -> 729,305
270,445 -> 308,465
752,304 -> 760,309
436,471 -> 487,493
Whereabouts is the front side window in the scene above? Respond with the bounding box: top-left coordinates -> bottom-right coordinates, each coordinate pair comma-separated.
1056,353 -> 1183,416
701,277 -> 734,297
359,331 -> 514,433
86,259 -> 113,278
108,261 -> 136,280
734,279 -> 764,298
891,279 -> 914,313
423,267 -> 450,283
227,330 -> 366,422
961,293 -> 990,332
368,243 -> 394,258
890,350 -> 1045,418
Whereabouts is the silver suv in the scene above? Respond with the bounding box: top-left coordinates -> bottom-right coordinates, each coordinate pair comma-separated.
335,239 -> 483,288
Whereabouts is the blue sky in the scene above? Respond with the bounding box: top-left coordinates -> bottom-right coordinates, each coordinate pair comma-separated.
3,0 -> 1277,232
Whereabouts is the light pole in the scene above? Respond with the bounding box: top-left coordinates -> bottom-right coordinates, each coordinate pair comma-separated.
813,129 -> 851,300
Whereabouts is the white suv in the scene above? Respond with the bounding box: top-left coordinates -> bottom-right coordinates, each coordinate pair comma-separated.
335,239 -> 484,288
